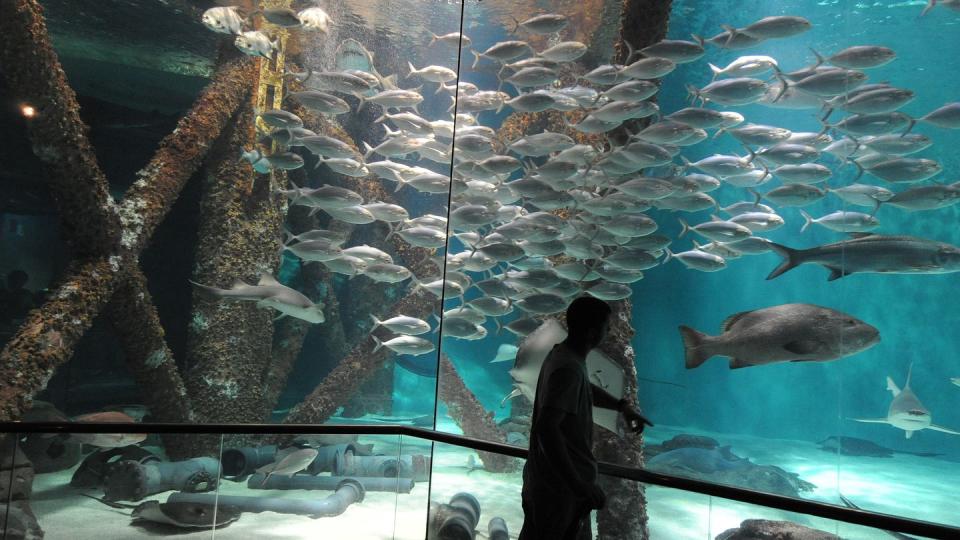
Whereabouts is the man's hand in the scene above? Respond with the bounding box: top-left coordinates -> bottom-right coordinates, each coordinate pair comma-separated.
619,399 -> 654,434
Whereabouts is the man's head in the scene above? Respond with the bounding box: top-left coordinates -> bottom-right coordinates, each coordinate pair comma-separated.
565,296 -> 612,349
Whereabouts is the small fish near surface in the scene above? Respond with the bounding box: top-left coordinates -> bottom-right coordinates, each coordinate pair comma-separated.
190,274 -> 325,324
680,303 -> 880,369
852,363 -> 960,439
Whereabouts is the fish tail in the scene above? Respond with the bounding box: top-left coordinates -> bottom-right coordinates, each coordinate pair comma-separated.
428,31 -> 438,46
188,280 -> 225,301
765,242 -> 801,280
708,62 -> 722,81
362,141 -> 375,160
679,326 -> 713,369
369,314 -> 381,331
470,50 -> 481,70
799,209 -> 814,233
921,0 -> 937,17
678,218 -> 691,238
371,334 -> 384,353
691,34 -> 704,48
510,16 -> 521,34
407,61 -> 417,79
902,117 -> 916,137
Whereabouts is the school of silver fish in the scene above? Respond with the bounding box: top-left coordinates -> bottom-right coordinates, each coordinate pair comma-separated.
197,5 -> 959,371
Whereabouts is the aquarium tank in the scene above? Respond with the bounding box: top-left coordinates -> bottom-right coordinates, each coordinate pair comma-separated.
1,0 -> 959,538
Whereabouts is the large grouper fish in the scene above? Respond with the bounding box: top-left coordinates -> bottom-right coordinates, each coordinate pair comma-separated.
766,234 -> 960,281
681,303 -> 880,369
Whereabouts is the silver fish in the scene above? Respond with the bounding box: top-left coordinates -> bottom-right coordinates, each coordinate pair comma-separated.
472,41 -> 534,68
800,210 -> 879,233
814,46 -> 896,69
538,41 -> 588,62
664,248 -> 726,272
513,13 -> 568,34
640,39 -> 705,63
884,185 -> 960,211
298,7 -> 331,32
202,6 -> 245,35
761,184 -> 825,207
235,31 -> 277,59
370,315 -> 431,335
689,78 -> 768,106
768,234 -> 960,281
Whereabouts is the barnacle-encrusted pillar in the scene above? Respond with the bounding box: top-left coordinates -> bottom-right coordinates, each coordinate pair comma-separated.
0,55 -> 254,422
184,101 -> 286,427
595,299 -> 648,540
438,355 -> 518,473
0,0 -> 121,257
614,0 -> 674,64
261,198 -> 347,416
106,268 -> 196,457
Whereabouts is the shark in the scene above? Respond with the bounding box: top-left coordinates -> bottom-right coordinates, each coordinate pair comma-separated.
952,377 -> 960,388
853,363 -> 960,439
190,273 -> 325,324
501,319 -> 627,437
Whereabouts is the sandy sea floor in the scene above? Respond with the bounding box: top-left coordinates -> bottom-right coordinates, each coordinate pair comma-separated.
25,419 -> 959,539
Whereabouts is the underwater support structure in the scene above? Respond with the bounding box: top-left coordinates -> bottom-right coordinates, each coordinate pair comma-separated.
595,299 -> 649,540
0,0 -> 121,257
438,355 -> 518,473
184,99 -> 287,430
0,43 -> 255,424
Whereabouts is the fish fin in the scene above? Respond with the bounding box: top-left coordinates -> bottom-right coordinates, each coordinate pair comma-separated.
510,16 -> 521,34
921,0 -> 937,17
799,209 -> 813,233
369,314 -> 381,330
500,387 -> 523,408
407,61 -> 417,79
905,431 -> 913,439
362,141 -> 375,160
470,50 -> 481,70
767,242 -> 802,281
927,424 -> 960,435
729,358 -> 751,369
848,232 -> 873,239
371,334 -> 384,353
257,273 -> 280,286
677,218 -> 690,238
783,339 -> 820,355
679,325 -> 713,369
825,267 -> 846,281
719,25 -> 738,48
809,48 -> 825,68
850,418 -> 891,424
886,375 -> 901,397
720,311 -> 752,332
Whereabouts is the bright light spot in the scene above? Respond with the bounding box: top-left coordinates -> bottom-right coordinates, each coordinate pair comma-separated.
21,104 -> 36,118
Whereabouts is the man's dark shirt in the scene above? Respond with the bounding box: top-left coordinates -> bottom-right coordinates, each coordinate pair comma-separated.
524,342 -> 597,493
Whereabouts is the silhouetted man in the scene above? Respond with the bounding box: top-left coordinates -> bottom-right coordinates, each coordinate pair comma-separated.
518,297 -> 652,540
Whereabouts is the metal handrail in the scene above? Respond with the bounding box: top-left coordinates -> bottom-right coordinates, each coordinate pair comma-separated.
2,421 -> 957,539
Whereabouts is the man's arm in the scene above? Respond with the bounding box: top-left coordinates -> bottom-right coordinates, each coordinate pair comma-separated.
590,382 -> 654,433
591,383 -> 621,410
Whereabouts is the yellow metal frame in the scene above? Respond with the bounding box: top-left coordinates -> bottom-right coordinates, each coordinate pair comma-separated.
252,0 -> 293,190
